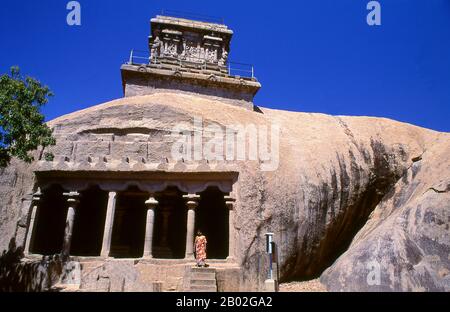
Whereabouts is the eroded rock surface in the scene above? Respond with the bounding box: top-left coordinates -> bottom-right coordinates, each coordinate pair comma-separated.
321,136 -> 450,291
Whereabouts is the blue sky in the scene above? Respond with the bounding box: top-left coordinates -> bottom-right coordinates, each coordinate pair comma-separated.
1,0 -> 449,132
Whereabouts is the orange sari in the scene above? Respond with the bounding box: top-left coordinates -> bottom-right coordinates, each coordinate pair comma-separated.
194,235 -> 207,265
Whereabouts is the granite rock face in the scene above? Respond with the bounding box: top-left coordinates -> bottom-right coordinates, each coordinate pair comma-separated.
0,159 -> 35,254
320,136 -> 450,291
0,92 -> 448,291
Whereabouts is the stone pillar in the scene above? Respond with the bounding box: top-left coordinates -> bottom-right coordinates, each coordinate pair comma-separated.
183,193 -> 200,259
100,191 -> 117,257
225,195 -> 236,261
143,196 -> 158,258
24,190 -> 42,255
61,191 -> 80,259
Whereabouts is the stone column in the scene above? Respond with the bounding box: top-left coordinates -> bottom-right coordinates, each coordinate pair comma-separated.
100,191 -> 117,258
24,190 -> 42,255
143,196 -> 158,258
61,191 -> 80,259
225,195 -> 236,261
183,193 -> 200,259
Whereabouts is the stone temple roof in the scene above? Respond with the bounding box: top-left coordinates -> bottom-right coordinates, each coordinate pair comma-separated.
151,15 -> 233,35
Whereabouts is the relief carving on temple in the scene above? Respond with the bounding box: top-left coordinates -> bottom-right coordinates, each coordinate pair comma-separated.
183,41 -> 201,62
150,36 -> 162,62
149,25 -> 229,67
204,47 -> 217,63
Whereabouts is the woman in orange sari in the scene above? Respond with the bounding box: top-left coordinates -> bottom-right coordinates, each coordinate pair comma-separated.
194,230 -> 208,267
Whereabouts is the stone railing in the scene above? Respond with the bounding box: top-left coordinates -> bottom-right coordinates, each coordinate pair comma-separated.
127,49 -> 255,79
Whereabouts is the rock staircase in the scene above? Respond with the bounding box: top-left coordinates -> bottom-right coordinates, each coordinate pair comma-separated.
186,267 -> 217,292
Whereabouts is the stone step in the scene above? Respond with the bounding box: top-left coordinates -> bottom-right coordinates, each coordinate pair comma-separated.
190,267 -> 216,274
190,272 -> 216,279
190,279 -> 217,286
186,266 -> 217,292
190,285 -> 217,292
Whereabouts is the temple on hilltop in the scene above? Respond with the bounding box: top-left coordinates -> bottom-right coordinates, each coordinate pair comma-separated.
121,14 -> 261,110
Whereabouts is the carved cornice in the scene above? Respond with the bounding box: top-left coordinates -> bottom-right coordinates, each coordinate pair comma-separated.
36,171 -> 237,194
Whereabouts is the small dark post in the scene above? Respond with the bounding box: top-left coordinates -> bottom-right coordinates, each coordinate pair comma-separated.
264,233 -> 278,291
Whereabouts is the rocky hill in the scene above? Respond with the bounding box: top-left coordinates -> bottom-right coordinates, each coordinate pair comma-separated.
0,92 -> 448,291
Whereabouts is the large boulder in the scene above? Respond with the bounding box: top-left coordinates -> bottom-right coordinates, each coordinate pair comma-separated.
0,92 -> 448,291
320,136 -> 450,291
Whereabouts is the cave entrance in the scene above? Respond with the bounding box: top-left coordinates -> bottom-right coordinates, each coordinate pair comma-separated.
71,186 -> 108,256
110,186 -> 147,258
153,186 -> 187,259
29,184 -> 66,255
196,186 -> 229,259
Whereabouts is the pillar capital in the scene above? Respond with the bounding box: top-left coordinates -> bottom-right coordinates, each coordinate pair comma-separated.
224,195 -> 236,210
183,193 -> 200,210
145,196 -> 159,208
108,191 -> 117,199
32,189 -> 42,203
63,191 -> 80,206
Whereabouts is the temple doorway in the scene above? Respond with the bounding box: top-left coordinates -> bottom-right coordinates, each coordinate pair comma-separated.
110,186 -> 147,258
71,186 -> 108,256
153,186 -> 187,259
196,186 -> 229,259
29,184 -> 66,255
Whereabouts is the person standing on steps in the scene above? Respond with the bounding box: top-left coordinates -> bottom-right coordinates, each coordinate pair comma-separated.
194,230 -> 208,267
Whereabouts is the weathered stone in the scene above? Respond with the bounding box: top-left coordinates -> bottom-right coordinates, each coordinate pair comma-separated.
320,136 -> 450,291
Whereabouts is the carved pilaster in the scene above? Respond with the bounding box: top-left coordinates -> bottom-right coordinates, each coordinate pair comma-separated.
24,189 -> 42,255
225,195 -> 236,261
